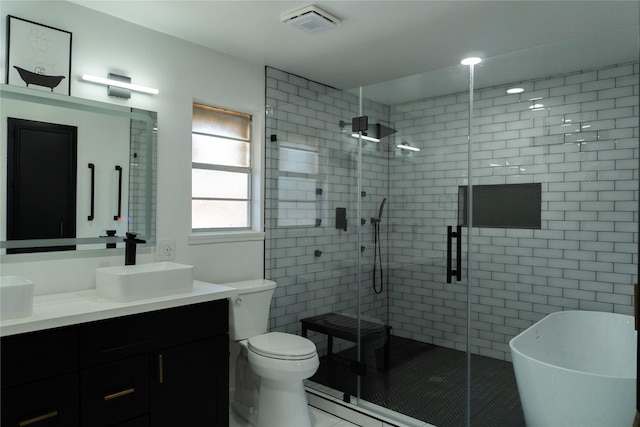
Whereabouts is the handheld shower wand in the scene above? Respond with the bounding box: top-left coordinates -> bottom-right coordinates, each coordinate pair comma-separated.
372,198 -> 387,224
373,198 -> 386,294
378,198 -> 387,221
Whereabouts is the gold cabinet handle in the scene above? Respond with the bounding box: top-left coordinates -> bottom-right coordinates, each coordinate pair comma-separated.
158,354 -> 164,384
103,388 -> 135,401
19,410 -> 59,426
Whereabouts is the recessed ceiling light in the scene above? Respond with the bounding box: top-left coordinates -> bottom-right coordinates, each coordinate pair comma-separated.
461,57 -> 482,66
506,87 -> 524,94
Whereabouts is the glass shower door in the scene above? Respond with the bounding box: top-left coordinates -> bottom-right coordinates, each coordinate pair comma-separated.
264,80 -> 374,402
352,67 -> 474,426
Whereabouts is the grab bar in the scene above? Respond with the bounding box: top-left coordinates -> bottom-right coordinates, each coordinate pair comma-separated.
114,165 -> 122,220
88,163 -> 95,221
447,225 -> 462,283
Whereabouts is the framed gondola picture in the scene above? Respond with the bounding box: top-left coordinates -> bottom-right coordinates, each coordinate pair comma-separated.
6,16 -> 72,95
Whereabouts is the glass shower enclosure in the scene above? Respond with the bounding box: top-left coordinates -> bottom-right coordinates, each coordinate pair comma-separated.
265,13 -> 638,426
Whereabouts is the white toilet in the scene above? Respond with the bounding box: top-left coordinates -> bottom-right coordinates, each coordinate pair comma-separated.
227,279 -> 319,427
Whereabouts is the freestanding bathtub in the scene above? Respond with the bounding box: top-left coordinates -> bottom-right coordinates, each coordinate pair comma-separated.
509,310 -> 636,427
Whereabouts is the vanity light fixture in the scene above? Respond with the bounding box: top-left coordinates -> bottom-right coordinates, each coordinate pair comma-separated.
82,73 -> 159,98
507,87 -> 524,94
397,142 -> 420,152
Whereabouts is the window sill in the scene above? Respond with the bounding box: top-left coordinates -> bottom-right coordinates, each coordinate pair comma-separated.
188,231 -> 265,245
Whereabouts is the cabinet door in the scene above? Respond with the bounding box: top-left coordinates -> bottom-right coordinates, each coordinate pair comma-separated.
1,372 -> 79,427
150,337 -> 228,427
80,355 -> 150,427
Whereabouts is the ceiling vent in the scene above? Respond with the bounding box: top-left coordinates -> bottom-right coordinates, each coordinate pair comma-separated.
281,5 -> 341,35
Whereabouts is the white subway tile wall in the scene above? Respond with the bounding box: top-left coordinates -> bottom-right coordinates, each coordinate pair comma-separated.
265,62 -> 638,362
128,112 -> 157,239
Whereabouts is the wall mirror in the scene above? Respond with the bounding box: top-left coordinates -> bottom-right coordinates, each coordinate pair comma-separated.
1,84 -> 156,253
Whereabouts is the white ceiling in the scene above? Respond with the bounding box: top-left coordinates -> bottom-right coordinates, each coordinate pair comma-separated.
71,1 -> 639,104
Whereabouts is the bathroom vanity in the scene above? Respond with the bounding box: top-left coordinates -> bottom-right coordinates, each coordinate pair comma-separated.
0,282 -> 237,427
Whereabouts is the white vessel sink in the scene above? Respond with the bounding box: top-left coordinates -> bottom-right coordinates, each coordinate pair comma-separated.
1,276 -> 34,320
96,262 -> 194,302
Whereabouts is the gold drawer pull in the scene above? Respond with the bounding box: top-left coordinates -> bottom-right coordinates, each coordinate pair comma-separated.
19,410 -> 59,426
103,387 -> 135,401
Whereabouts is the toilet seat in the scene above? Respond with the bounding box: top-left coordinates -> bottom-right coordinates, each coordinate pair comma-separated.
248,332 -> 316,360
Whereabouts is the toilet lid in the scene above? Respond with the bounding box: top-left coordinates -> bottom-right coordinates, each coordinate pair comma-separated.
248,332 -> 317,360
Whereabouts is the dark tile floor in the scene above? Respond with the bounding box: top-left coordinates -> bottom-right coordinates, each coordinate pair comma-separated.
310,336 -> 526,427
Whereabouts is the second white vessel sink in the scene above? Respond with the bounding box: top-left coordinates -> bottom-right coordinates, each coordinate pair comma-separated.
96,262 -> 194,302
1,276 -> 34,320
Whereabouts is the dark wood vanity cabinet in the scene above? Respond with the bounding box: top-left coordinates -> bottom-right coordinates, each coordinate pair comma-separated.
1,299 -> 229,427
1,327 -> 80,426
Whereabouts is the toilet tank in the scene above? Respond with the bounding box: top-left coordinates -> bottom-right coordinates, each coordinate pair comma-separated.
227,280 -> 277,341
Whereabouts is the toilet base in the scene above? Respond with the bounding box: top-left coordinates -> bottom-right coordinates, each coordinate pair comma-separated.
258,378 -> 312,427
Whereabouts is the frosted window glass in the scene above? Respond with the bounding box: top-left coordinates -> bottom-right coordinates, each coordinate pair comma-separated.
192,169 -> 249,199
192,134 -> 249,167
192,200 -> 249,229
191,103 -> 252,230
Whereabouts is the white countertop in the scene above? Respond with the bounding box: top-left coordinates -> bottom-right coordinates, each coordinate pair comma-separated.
0,280 -> 239,337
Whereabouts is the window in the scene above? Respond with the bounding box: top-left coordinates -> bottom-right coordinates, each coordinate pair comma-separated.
192,103 -> 252,230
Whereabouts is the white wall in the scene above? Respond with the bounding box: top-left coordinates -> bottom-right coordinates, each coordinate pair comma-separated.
0,1 -> 265,294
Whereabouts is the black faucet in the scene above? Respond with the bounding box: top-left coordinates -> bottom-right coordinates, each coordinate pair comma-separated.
124,232 -> 146,265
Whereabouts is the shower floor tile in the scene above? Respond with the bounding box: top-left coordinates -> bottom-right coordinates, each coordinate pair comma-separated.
310,336 -> 526,427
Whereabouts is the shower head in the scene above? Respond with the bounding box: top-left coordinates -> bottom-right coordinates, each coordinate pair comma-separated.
339,120 -> 397,141
374,124 -> 397,139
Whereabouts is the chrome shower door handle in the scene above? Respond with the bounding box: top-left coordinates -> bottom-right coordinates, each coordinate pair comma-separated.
447,225 -> 462,283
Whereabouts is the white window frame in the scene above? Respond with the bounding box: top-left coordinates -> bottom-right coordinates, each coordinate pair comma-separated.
190,103 -> 260,238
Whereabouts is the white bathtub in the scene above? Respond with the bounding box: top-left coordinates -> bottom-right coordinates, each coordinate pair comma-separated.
509,310 -> 636,427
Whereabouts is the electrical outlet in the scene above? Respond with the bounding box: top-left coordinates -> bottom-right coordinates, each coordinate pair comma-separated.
164,239 -> 175,260
155,239 -> 176,261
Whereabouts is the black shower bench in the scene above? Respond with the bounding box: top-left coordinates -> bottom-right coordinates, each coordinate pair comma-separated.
300,312 -> 391,372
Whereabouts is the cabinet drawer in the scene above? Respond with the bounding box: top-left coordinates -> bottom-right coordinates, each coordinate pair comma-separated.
80,300 -> 228,366
1,326 -> 78,388
80,355 -> 150,427
1,372 -> 79,427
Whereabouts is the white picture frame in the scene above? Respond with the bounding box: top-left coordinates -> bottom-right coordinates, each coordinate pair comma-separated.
6,15 -> 72,95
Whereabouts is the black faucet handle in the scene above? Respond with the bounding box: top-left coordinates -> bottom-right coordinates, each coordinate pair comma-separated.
124,232 -> 146,243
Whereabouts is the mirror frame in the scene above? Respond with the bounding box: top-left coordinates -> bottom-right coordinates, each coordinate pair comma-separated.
1,84 -> 157,252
